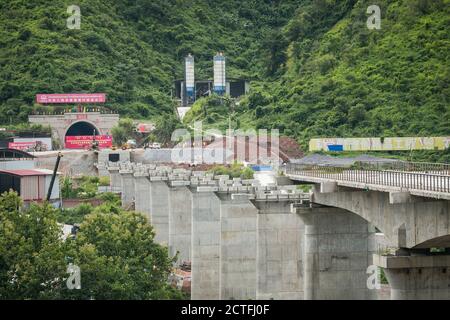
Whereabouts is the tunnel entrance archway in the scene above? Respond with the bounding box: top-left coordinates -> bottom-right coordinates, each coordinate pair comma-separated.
64,121 -> 101,149
65,121 -> 100,137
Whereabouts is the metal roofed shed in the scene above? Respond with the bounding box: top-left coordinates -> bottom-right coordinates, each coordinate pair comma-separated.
0,148 -> 35,160
0,169 -> 60,202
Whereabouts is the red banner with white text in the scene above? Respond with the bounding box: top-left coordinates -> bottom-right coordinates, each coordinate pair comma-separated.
65,135 -> 113,149
36,93 -> 106,104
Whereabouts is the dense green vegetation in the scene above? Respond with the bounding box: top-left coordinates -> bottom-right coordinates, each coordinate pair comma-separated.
111,118 -> 137,146
61,175 -> 109,199
0,0 -> 298,123
0,191 -> 185,299
184,0 -> 450,153
208,163 -> 254,180
111,115 -> 184,146
1,0 -> 448,160
0,123 -> 51,139
183,95 -> 240,131
57,202 -> 96,225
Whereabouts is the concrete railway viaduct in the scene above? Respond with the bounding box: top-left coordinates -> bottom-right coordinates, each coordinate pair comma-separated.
286,162 -> 450,300
102,160 -> 450,300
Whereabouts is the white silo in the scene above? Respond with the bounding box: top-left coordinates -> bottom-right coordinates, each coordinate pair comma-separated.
185,54 -> 195,102
213,52 -> 226,95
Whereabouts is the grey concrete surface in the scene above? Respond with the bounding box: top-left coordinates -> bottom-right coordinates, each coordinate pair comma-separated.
296,206 -> 377,300
191,190 -> 222,300
374,254 -> 450,300
29,112 -> 119,147
105,162 -> 450,300
256,201 -> 304,300
168,186 -> 192,263
134,174 -> 151,222
218,194 -> 258,300
119,170 -> 134,208
311,184 -> 450,248
149,181 -> 170,245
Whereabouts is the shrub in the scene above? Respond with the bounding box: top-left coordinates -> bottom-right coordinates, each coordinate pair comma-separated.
99,176 -> 110,187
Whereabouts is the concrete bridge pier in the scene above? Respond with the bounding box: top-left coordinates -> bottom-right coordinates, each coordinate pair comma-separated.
168,183 -> 192,263
255,200 -> 304,300
374,252 -> 450,300
119,169 -> 135,208
218,193 -> 258,300
190,189 -> 222,300
149,178 -> 170,246
295,205 -> 377,300
108,166 -> 121,192
134,173 -> 151,223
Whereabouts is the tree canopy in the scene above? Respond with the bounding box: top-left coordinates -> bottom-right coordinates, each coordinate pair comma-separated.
0,191 -> 184,300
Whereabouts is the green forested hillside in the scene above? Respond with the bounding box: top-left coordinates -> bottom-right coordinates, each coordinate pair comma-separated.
184,0 -> 450,147
1,0 -> 449,150
0,0 -> 297,122
263,0 -> 449,142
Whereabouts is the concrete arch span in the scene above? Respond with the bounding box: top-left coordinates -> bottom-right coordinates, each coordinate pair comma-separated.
300,184 -> 450,300
310,184 -> 450,249
413,235 -> 450,250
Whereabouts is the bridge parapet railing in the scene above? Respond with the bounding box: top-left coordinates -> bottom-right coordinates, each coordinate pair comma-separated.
286,161 -> 450,193
355,161 -> 450,176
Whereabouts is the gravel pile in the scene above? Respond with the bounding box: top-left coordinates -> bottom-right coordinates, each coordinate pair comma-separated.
34,150 -> 97,176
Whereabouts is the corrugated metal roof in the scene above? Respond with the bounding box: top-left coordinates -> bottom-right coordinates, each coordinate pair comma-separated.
0,148 -> 36,160
0,169 -> 54,177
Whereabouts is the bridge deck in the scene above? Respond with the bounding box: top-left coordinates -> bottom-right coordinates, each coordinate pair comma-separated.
286,163 -> 450,200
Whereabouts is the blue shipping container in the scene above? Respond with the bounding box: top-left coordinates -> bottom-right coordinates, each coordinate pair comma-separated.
251,165 -> 273,171
327,144 -> 344,152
